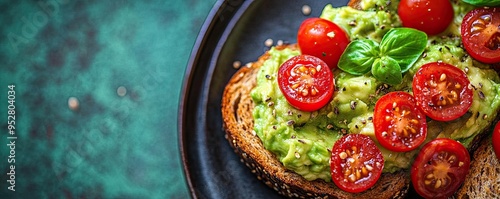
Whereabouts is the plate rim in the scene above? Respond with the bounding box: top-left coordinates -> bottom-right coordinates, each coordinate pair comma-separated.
178,0 -> 253,198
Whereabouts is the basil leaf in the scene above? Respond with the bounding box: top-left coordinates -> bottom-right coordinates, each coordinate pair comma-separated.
371,56 -> 402,85
338,39 -> 379,75
462,0 -> 500,6
379,28 -> 427,73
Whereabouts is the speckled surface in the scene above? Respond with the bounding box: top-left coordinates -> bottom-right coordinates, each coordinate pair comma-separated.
0,0 -> 216,198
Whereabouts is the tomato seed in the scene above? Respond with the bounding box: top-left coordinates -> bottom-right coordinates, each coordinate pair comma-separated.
440,73 -> 447,82
362,167 -> 368,176
435,179 -> 442,189
365,164 -> 373,171
339,152 -> 348,159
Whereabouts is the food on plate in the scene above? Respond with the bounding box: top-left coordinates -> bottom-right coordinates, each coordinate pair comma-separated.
410,138 -> 470,198
454,135 -> 500,198
297,18 -> 350,69
397,0 -> 454,35
277,54 -> 334,112
221,0 -> 500,198
461,7 -> 500,64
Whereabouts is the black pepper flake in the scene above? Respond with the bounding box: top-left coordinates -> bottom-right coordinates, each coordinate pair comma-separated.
380,25 -> 386,30
422,53 -> 427,58
322,52 -> 327,57
479,83 -> 483,88
461,55 -> 469,62
334,107 -> 339,115
267,102 -> 274,107
291,135 -> 296,139
265,74 -> 272,80
445,46 -> 451,51
287,120 -> 295,126
342,87 -> 347,92
348,20 -> 357,27
479,91 -> 485,99
287,110 -> 293,116
355,125 -> 359,129
265,97 -> 272,102
297,114 -> 302,118
368,116 -> 373,121
350,101 -> 357,110
272,125 -> 277,130
298,139 -> 306,144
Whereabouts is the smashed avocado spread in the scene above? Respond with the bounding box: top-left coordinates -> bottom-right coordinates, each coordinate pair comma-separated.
250,0 -> 500,182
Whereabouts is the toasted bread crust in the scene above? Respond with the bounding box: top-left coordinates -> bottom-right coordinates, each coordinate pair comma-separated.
222,44 -> 410,199
453,138 -> 500,198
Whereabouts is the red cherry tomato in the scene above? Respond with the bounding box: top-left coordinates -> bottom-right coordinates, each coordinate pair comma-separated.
412,62 -> 473,121
398,0 -> 454,35
297,18 -> 350,69
277,55 -> 334,112
493,121 -> 500,159
411,138 -> 470,199
461,7 -> 500,64
330,134 -> 384,193
374,92 -> 427,152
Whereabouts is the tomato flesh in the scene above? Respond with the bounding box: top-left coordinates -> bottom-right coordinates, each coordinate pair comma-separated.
278,55 -> 334,112
493,121 -> 500,160
411,138 -> 470,199
330,134 -> 384,193
412,62 -> 473,121
297,18 -> 350,69
374,92 -> 427,152
461,7 -> 500,64
398,0 -> 454,35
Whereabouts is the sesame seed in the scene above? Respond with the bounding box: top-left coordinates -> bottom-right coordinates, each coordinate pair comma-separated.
68,97 -> 79,111
265,38 -> 273,47
117,86 -> 127,97
277,40 -> 284,46
233,61 -> 241,69
301,4 -> 311,16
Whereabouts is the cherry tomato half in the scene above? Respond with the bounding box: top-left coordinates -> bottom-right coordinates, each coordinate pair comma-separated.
493,121 -> 500,160
330,134 -> 384,193
412,62 -> 473,121
374,92 -> 427,152
411,138 -> 470,199
461,7 -> 500,64
278,55 -> 334,112
398,0 -> 454,35
297,18 -> 350,69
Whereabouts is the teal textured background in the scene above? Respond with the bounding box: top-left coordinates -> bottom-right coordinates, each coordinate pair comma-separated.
0,0 -> 216,198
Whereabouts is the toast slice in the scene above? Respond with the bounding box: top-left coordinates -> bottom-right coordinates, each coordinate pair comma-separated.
454,137 -> 500,198
221,44 -> 410,199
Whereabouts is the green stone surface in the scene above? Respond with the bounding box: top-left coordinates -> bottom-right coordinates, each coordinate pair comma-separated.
0,0 -> 216,198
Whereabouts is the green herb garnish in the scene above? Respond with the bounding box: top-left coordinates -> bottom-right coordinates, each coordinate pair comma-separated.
461,0 -> 500,6
338,28 -> 427,85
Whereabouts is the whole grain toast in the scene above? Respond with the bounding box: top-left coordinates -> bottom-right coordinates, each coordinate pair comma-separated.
454,137 -> 500,198
221,44 -> 410,199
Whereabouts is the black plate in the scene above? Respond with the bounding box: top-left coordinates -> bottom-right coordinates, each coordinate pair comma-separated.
179,0 -> 349,198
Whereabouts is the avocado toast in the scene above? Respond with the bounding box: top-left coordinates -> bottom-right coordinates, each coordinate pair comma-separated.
222,0 -> 500,198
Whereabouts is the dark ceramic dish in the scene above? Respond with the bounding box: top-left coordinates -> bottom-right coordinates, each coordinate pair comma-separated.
180,0 -> 352,198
